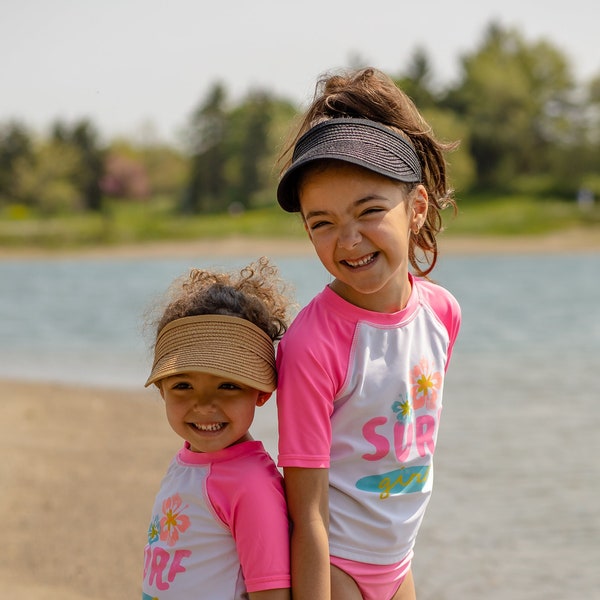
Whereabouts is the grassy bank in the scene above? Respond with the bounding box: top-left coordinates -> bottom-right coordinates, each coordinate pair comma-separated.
0,194 -> 599,249
447,193 -> 600,236
0,202 -> 304,249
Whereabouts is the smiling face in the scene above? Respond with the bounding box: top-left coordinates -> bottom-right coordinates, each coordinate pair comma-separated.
299,161 -> 428,313
158,372 -> 270,453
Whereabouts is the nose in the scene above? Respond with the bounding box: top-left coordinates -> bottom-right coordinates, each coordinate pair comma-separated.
191,393 -> 218,412
337,221 -> 361,250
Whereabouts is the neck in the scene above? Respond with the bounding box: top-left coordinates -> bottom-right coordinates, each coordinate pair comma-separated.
330,276 -> 412,313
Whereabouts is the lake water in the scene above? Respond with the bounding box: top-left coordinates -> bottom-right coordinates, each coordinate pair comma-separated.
0,254 -> 330,387
1,250 -> 599,598
1,252 -> 598,392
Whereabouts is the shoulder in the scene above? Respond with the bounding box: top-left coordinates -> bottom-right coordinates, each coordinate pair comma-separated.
223,443 -> 282,490
225,446 -> 286,518
207,443 -> 285,519
414,277 -> 461,339
285,289 -> 331,335
277,291 -> 359,392
415,277 -> 460,313
279,287 -> 357,355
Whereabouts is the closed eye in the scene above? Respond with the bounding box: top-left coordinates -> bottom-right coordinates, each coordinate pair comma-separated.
360,206 -> 385,217
307,219 -> 331,231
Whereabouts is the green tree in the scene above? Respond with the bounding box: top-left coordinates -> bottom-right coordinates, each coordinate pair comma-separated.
181,82 -> 228,213
14,138 -> 83,213
0,121 -> 33,205
572,73 -> 600,195
225,91 -> 282,209
237,91 -> 272,208
421,108 -> 476,195
393,52 -> 476,194
140,144 -> 187,198
447,23 -> 575,190
104,139 -> 187,200
394,47 -> 438,109
70,120 -> 105,211
52,119 -> 105,211
587,73 -> 600,127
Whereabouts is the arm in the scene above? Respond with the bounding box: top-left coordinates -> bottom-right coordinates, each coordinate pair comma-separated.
284,466 -> 331,600
210,453 -> 290,597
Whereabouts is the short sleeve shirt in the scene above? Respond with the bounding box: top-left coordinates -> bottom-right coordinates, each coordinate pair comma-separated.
277,278 -> 460,564
142,440 -> 290,598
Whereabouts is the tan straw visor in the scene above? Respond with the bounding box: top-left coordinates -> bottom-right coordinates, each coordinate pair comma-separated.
145,314 -> 276,392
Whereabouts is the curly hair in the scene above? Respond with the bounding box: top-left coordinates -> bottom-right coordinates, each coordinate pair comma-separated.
279,67 -> 458,277
149,257 -> 291,347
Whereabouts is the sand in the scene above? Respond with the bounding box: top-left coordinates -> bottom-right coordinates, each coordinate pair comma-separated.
0,380 -> 177,600
0,227 -> 599,261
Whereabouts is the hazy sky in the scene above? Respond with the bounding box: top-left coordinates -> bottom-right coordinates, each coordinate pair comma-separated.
1,0 -> 597,144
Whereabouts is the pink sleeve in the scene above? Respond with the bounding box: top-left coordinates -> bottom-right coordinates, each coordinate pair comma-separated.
209,454 -> 290,593
276,306 -> 354,468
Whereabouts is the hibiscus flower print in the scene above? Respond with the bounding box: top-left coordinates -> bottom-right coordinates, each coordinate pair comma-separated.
410,357 -> 442,411
160,493 -> 191,547
392,394 -> 411,423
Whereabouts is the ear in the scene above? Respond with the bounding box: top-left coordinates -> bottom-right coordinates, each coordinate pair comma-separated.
410,185 -> 429,229
256,391 -> 272,407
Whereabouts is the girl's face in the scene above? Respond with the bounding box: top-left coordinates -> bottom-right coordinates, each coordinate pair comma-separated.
300,162 -> 428,313
158,372 -> 270,453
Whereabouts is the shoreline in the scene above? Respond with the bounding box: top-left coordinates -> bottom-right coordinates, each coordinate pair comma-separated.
0,227 -> 599,260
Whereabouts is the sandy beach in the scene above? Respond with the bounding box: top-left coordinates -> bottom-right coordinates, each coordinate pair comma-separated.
2,231 -> 599,599
0,380 -> 180,600
0,227 -> 599,261
0,375 -> 297,600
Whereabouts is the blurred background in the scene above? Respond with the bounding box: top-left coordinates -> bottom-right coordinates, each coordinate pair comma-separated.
1,0 -> 599,244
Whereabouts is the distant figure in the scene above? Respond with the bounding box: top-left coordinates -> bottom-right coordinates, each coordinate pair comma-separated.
275,68 -> 461,600
142,258 -> 291,599
577,187 -> 594,211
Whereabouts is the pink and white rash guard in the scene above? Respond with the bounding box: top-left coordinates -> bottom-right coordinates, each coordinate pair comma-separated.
276,276 -> 460,564
142,440 -> 290,599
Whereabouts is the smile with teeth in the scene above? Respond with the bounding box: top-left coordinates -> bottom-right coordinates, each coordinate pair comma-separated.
192,422 -> 225,432
343,253 -> 377,268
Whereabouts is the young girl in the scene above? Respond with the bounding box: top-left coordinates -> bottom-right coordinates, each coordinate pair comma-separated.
142,258 -> 291,600
275,68 -> 461,600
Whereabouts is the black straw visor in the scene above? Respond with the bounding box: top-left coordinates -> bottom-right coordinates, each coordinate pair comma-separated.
277,117 -> 422,212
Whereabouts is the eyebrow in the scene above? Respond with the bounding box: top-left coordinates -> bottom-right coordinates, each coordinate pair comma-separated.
303,209 -> 329,220
164,373 -> 192,382
303,195 -> 388,221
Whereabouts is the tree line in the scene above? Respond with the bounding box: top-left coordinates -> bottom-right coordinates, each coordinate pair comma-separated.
1,23 -> 599,217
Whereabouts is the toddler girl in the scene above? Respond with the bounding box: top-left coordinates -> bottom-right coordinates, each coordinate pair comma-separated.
142,258 -> 291,600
